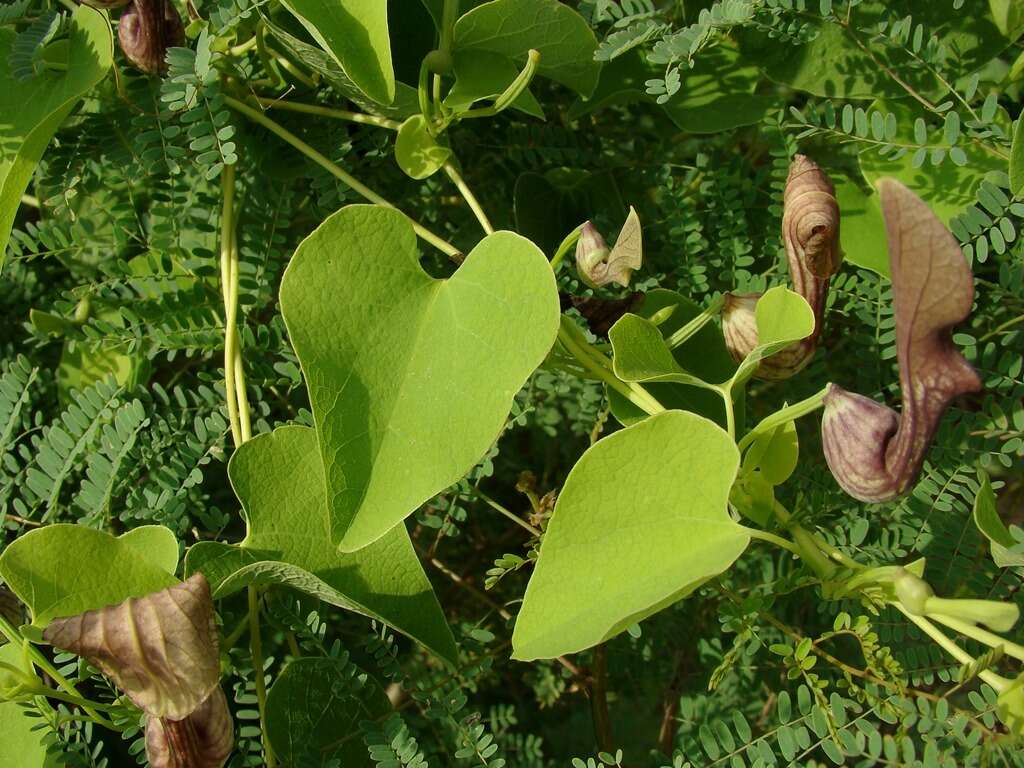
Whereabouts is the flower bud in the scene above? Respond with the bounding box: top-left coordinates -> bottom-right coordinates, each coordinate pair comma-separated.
721,291 -> 816,380
821,180 -> 981,503
892,568 -> 933,615
574,207 -> 642,289
722,292 -> 760,363
118,0 -> 184,75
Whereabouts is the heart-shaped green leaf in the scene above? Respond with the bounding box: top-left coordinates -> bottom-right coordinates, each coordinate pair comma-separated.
453,0 -> 601,98
279,0 -> 394,105
0,525 -> 178,626
266,656 -> 389,768
280,205 -> 559,552
184,425 -> 457,664
0,5 -> 112,272
0,645 -> 57,768
512,410 -> 747,660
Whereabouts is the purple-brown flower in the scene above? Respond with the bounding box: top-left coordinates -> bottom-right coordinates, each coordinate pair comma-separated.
821,179 -> 981,502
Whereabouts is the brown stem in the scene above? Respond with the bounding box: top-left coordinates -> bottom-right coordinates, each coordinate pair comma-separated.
657,650 -> 687,755
590,644 -> 614,753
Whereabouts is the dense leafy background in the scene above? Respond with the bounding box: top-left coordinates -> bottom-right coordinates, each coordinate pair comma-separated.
1,0 -> 1023,766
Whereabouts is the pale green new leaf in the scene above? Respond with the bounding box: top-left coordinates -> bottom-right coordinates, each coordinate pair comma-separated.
183,425 -> 458,664
266,657 -> 389,768
606,290 -> 738,429
395,115 -> 452,180
0,5 -> 112,272
973,472 -> 1024,568
512,411 -> 748,660
731,286 -> 815,386
609,314 -> 716,390
280,205 -> 559,552
0,525 -> 178,626
743,418 -> 798,486
453,0 -> 601,98
279,0 -> 394,105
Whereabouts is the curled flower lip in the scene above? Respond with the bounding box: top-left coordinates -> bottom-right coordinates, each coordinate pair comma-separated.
821,179 -> 981,503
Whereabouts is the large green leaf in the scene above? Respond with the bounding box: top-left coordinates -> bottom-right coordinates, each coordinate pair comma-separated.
660,46 -> 775,133
859,100 -> 1008,223
279,0 -> 394,104
453,0 -> 601,98
266,656 -> 389,768
280,205 -> 559,552
183,425 -> 457,664
606,290 -> 738,429
0,525 -> 178,626
0,5 -> 112,272
741,0 -> 1008,99
512,410 -> 747,660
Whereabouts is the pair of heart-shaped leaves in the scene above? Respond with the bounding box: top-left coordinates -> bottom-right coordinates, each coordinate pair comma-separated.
188,205 -> 558,661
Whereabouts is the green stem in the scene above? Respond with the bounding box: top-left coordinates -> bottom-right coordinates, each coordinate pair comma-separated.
770,501 -> 837,579
744,527 -> 802,556
220,165 -> 243,447
248,587 -> 275,768
736,386 -> 829,454
558,318 -> 665,415
443,162 -> 494,235
224,96 -> 461,259
928,612 -> 1024,662
20,194 -> 39,208
461,50 -> 541,119
717,385 -> 735,439
474,488 -> 542,537
550,226 -> 583,271
894,605 -> 1010,692
253,97 -> 401,130
0,615 -> 116,729
665,295 -> 725,349
439,0 -> 458,54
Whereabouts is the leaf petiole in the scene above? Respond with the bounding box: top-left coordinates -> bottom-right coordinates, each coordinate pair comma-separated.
664,294 -> 725,349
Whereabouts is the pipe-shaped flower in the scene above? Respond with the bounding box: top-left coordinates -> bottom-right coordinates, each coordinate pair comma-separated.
118,0 -> 184,75
44,573 -> 233,768
822,179 -> 982,502
722,156 -> 840,379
